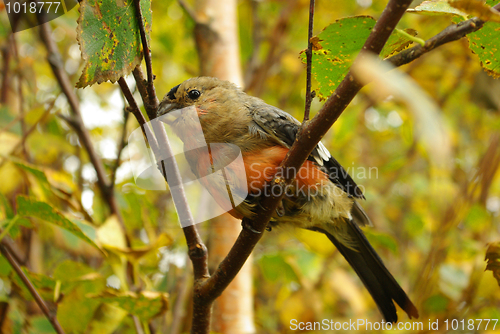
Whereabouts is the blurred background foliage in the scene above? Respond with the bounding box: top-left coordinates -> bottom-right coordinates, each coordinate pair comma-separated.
0,0 -> 500,333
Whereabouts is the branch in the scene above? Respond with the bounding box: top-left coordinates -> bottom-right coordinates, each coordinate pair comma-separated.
134,0 -> 159,120
178,0 -> 199,23
387,17 -> 487,68
303,0 -> 315,122
0,242 -> 66,334
196,0 -> 414,303
132,67 -> 149,105
118,77 -> 148,127
37,18 -> 131,246
125,7 -> 207,287
386,1 -> 500,67
169,266 -> 192,334
110,108 -> 129,189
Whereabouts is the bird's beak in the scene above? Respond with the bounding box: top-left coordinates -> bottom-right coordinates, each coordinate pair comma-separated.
157,102 -> 182,124
157,101 -> 175,116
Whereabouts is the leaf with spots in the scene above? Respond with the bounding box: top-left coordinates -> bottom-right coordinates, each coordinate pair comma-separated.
90,290 -> 169,320
76,0 -> 152,88
463,0 -> 500,77
301,16 -> 417,100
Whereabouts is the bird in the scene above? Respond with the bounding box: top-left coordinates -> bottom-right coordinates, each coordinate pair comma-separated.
157,76 -> 419,322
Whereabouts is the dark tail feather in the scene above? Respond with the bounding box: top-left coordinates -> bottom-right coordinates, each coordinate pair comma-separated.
308,221 -> 419,323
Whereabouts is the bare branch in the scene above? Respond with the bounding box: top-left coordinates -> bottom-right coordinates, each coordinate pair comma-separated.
178,0 -> 199,23
118,77 -> 147,126
110,108 -> 129,189
303,0 -> 315,122
386,3 -> 500,68
0,241 -> 66,334
132,66 -> 149,104
169,267 -> 192,334
134,0 -> 159,120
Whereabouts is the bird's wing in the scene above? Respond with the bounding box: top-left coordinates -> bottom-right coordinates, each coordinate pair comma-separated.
246,99 -> 365,199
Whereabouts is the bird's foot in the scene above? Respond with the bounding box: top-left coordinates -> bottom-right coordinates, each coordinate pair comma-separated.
241,219 -> 261,234
275,200 -> 285,217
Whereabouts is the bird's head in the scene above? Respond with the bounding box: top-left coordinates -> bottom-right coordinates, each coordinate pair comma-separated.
158,77 -> 240,119
157,77 -> 253,145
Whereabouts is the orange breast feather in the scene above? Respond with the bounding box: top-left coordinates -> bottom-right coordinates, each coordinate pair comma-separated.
243,146 -> 328,194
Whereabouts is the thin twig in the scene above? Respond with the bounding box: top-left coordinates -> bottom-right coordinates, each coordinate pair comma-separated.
386,2 -> 500,68
0,34 -> 13,103
110,108 -> 130,189
169,265 -> 192,334
117,77 -> 160,155
134,0 -> 159,120
178,0 -> 198,23
132,66 -> 148,104
303,0 -> 315,122
132,315 -> 146,334
0,242 -> 66,334
118,78 -> 147,126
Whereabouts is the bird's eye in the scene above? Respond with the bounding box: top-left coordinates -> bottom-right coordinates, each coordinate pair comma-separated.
187,89 -> 201,100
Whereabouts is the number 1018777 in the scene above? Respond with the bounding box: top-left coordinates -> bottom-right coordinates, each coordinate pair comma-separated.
443,319 -> 498,331
5,2 -> 62,14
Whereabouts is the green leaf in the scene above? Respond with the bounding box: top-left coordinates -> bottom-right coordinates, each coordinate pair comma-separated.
407,0 -> 468,17
76,0 -> 152,87
90,290 -> 169,320
423,294 -> 449,313
53,261 -> 104,294
28,316 -> 57,334
0,215 -> 20,242
58,273 -> 106,333
381,28 -> 419,58
303,16 -> 375,99
364,230 -> 398,254
450,0 -> 500,22
16,196 -> 103,254
259,254 -> 298,282
0,193 -> 14,219
0,256 -> 12,276
10,268 -> 56,302
13,160 -> 52,199
466,20 -> 500,77
302,16 -> 417,99
85,303 -> 127,334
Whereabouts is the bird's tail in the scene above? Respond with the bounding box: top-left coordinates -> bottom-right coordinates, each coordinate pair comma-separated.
308,221 -> 419,323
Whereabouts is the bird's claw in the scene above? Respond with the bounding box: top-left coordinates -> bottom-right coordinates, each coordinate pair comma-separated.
275,200 -> 285,217
241,219 -> 261,234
